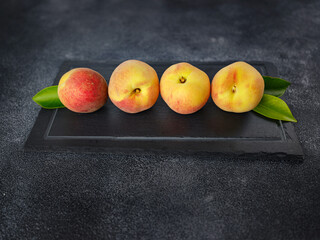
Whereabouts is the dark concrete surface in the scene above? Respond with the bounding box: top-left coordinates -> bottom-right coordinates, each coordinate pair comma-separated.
0,0 -> 319,239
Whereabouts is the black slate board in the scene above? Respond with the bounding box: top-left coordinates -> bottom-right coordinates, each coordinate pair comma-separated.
25,61 -> 303,158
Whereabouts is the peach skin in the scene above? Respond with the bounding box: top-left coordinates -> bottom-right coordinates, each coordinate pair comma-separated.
58,68 -> 108,113
211,61 -> 264,113
108,60 -> 159,114
160,62 -> 211,114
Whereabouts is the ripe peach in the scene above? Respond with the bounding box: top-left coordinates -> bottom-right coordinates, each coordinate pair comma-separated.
58,68 -> 108,113
211,61 -> 264,113
108,60 -> 159,113
160,62 -> 211,114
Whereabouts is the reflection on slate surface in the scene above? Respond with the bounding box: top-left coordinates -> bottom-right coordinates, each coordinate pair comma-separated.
47,62 -> 282,140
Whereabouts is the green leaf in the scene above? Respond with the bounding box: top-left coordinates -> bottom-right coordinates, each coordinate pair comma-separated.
253,94 -> 297,122
32,85 -> 65,109
263,76 -> 291,97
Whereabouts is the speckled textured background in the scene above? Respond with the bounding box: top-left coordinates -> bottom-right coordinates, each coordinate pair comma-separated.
0,0 -> 320,239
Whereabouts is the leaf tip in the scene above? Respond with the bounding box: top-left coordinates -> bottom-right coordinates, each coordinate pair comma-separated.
32,94 -> 40,104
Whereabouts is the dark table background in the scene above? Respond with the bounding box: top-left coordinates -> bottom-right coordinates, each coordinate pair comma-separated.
1,0 -> 320,239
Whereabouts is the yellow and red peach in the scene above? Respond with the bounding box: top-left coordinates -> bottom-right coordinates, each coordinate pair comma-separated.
108,60 -> 159,113
211,61 -> 264,113
58,68 -> 108,113
160,62 -> 211,114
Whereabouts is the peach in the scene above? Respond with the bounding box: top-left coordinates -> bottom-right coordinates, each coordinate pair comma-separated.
58,68 -> 108,113
211,61 -> 264,113
108,60 -> 159,113
160,62 -> 210,114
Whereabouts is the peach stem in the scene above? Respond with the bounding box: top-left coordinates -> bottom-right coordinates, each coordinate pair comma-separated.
179,77 -> 186,83
133,88 -> 141,94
